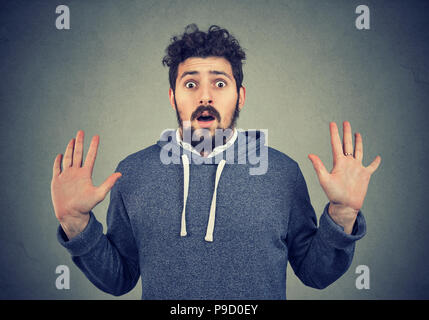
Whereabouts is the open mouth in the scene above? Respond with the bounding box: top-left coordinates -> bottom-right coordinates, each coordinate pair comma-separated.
197,115 -> 216,122
196,112 -> 217,128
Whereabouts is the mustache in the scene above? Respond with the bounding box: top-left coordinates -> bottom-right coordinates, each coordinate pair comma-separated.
191,105 -> 221,122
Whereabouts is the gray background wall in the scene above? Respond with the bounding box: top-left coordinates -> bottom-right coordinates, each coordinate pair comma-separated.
1,0 -> 428,299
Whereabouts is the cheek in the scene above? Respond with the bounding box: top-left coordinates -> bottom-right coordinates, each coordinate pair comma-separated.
175,96 -> 193,116
217,94 -> 238,117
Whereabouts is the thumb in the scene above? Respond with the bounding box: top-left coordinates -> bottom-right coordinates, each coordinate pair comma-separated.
97,172 -> 122,200
308,154 -> 328,179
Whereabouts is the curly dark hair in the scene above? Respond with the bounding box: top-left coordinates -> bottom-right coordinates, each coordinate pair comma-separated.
162,24 -> 246,93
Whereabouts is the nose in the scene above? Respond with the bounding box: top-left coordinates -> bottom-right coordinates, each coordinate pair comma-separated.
199,98 -> 213,105
199,85 -> 213,105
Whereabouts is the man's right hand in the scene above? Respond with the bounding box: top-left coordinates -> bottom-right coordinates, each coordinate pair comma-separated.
51,130 -> 122,240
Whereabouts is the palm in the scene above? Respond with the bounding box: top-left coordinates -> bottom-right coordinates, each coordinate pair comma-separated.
308,122 -> 381,211
319,156 -> 371,210
52,168 -> 98,220
51,131 -> 122,222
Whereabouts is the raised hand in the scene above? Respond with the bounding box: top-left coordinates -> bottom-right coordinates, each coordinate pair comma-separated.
308,121 -> 381,234
51,131 -> 122,239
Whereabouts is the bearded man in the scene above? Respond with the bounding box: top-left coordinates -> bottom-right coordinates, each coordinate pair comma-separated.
51,24 -> 381,299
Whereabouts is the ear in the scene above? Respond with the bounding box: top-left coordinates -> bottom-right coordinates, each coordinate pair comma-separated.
238,86 -> 246,110
168,88 -> 176,110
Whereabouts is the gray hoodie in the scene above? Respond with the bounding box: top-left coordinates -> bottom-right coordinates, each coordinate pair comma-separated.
57,129 -> 366,299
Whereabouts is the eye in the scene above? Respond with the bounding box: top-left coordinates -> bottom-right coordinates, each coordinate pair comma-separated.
215,80 -> 226,88
185,81 -> 196,89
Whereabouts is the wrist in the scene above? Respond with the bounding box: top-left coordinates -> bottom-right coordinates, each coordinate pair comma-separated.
59,214 -> 90,240
328,202 -> 359,235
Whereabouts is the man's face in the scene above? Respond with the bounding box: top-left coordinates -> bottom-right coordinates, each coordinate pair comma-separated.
169,56 -> 245,147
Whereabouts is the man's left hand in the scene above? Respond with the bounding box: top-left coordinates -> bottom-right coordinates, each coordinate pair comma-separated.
308,121 -> 381,234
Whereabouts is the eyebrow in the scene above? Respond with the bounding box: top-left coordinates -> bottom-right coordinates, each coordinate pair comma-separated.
179,70 -> 233,81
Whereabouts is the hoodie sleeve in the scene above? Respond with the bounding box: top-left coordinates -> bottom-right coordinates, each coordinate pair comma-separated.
286,163 -> 366,289
56,165 -> 140,296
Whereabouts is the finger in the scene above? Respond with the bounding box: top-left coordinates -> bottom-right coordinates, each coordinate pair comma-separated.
354,132 -> 363,162
308,154 -> 329,180
343,121 -> 353,156
83,135 -> 100,174
63,138 -> 75,168
97,172 -> 122,201
329,122 -> 343,164
52,154 -> 63,177
366,155 -> 381,174
72,130 -> 84,167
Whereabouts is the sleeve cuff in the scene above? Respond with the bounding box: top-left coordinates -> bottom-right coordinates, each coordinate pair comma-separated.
318,202 -> 366,249
57,211 -> 104,257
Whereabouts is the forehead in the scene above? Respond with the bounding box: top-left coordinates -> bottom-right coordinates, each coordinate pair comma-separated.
177,56 -> 233,77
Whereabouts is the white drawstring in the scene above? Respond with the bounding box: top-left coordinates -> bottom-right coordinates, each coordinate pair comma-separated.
180,154 -> 189,237
205,159 -> 226,242
180,154 -> 226,242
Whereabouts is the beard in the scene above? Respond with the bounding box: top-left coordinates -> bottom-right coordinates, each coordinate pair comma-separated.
174,96 -> 240,150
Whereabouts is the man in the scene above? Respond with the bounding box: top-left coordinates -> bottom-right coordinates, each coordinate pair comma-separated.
51,24 -> 381,299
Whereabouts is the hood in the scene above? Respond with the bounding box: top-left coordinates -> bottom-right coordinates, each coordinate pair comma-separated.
157,128 -> 267,165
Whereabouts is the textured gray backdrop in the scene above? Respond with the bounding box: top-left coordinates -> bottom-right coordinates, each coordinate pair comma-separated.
1,0 -> 428,299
